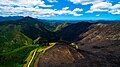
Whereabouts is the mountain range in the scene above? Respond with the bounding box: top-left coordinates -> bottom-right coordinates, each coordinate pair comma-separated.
0,17 -> 120,67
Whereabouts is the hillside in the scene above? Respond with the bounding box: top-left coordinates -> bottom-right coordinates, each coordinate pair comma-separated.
57,22 -> 93,42
54,22 -> 71,31
36,41 -> 120,67
0,17 -> 58,43
0,24 -> 33,53
75,23 -> 120,52
36,42 -> 85,67
80,23 -> 120,43
33,22 -> 120,67
73,23 -> 120,66
0,17 -> 57,67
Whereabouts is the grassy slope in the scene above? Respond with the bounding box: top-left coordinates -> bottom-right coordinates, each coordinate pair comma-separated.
23,43 -> 55,67
0,24 -> 35,67
0,45 -> 39,67
0,17 -> 58,67
54,23 -> 69,32
0,24 -> 33,53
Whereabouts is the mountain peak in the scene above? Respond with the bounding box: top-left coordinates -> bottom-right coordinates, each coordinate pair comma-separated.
23,16 -> 35,20
20,16 -> 39,23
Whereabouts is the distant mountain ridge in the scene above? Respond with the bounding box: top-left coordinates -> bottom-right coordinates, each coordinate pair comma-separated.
0,16 -> 23,22
1,16 -> 120,23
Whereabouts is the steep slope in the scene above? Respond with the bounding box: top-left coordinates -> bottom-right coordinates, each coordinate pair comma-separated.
74,23 -> 120,66
0,24 -> 33,53
20,16 -> 57,32
0,17 -> 57,44
0,24 -> 37,67
0,45 -> 38,67
20,17 -> 57,42
57,22 -> 93,42
36,42 -> 85,67
0,17 -> 55,67
80,23 -> 120,44
75,23 -> 120,52
54,22 -> 70,31
36,42 -> 120,67
35,23 -> 120,67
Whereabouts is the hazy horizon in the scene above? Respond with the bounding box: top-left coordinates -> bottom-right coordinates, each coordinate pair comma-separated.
1,16 -> 120,21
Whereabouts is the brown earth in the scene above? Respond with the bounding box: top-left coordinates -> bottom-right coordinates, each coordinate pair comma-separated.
35,23 -> 120,67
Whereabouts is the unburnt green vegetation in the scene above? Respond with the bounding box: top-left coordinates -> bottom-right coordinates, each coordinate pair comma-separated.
0,45 -> 38,67
0,17 -> 57,67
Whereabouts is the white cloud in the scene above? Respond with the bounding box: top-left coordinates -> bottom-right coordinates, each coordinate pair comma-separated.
73,8 -> 83,12
0,0 -> 53,8
48,0 -> 58,3
69,0 -> 120,15
62,7 -> 69,10
110,4 -> 120,9
72,13 -> 83,16
0,4 -> 83,18
109,4 -> 120,14
91,2 -> 112,10
69,0 -> 105,5
109,10 -> 120,14
55,7 -> 83,16
18,0 -> 44,5
86,2 -> 120,14
96,14 -> 100,16
69,0 -> 91,4
86,2 -> 112,13
0,0 -> 84,18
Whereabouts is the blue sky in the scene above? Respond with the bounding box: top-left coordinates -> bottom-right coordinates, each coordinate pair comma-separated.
0,0 -> 120,20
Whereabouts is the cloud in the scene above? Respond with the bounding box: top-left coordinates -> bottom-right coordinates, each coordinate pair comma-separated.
96,14 -> 100,16
54,7 -> 83,16
0,0 -> 53,8
0,0 -> 83,18
48,0 -> 58,3
109,4 -> 120,14
0,0 -> 53,18
73,8 -> 83,12
110,4 -> 120,9
91,2 -> 112,10
0,3 -> 83,18
72,13 -> 83,16
69,0 -> 120,15
69,0 -> 105,5
86,2 -> 120,14
62,7 -> 69,10
86,2 -> 112,13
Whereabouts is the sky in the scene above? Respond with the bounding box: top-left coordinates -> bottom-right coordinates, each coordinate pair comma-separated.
0,0 -> 120,20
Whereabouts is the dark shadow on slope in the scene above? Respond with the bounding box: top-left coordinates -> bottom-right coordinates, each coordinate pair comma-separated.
56,22 -> 93,42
